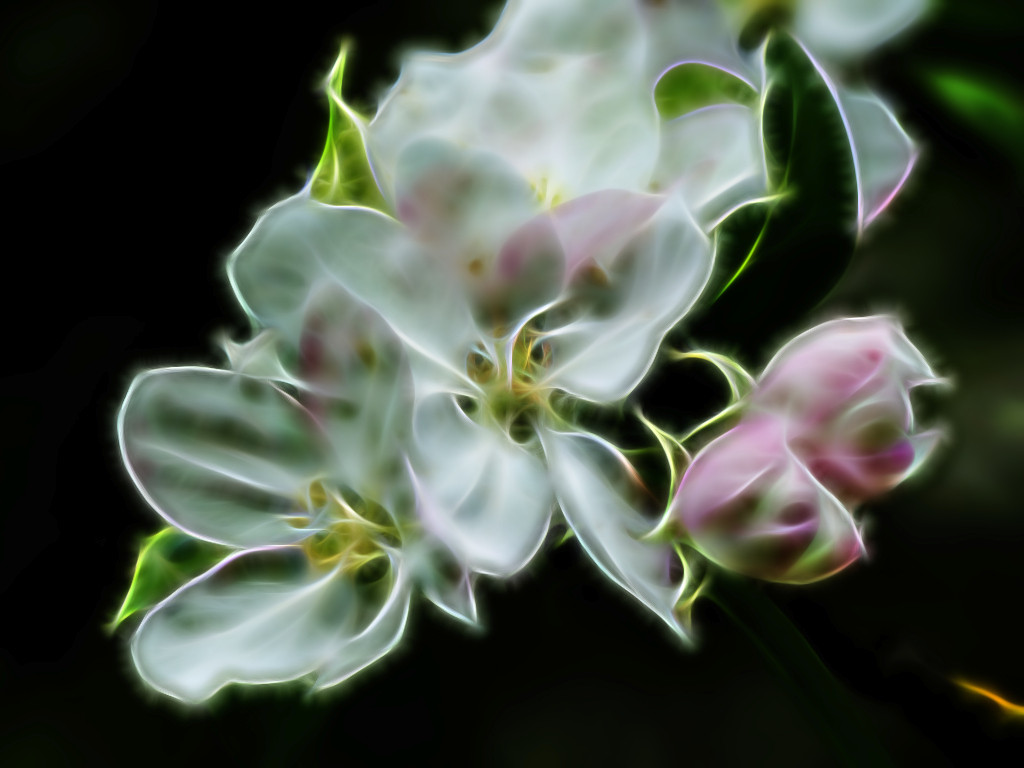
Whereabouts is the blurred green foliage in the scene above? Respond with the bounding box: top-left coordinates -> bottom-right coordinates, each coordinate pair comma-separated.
924,69 -> 1024,173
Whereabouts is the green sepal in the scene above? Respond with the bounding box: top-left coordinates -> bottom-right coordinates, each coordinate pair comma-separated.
682,33 -> 857,358
109,527 -> 234,630
654,62 -> 758,120
309,43 -> 389,212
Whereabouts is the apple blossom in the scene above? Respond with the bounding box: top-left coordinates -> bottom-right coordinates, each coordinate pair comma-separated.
118,294 -> 481,701
273,0 -> 758,631
118,366 -> 410,702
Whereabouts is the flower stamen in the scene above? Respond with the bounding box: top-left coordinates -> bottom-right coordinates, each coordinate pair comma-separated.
300,480 -> 400,573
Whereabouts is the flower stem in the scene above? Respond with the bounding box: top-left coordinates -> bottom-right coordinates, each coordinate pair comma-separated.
707,573 -> 895,767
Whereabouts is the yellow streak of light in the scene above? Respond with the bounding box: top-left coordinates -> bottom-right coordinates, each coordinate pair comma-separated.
954,678 -> 1024,716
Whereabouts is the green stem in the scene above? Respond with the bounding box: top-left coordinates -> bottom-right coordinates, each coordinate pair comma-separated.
707,573 -> 894,767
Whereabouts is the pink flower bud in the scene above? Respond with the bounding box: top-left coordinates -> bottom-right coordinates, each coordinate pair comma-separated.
671,416 -> 864,584
752,316 -> 942,503
788,398 -> 940,502
755,317 -> 936,420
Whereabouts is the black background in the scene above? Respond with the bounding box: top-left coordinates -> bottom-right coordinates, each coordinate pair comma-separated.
3,1 -> 1024,764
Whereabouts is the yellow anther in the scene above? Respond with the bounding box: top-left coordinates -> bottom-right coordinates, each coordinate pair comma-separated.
298,480 -> 400,573
530,176 -> 564,209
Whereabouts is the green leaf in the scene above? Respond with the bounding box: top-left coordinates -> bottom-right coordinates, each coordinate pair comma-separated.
110,528 -> 234,630
708,197 -> 775,301
654,62 -> 758,120
309,43 -> 389,212
682,33 -> 857,358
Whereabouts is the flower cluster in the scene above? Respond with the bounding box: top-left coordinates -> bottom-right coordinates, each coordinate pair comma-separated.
114,0 -> 942,702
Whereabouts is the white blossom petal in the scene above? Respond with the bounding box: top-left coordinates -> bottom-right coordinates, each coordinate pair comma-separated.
119,367 -> 328,547
404,539 -> 480,626
541,193 -> 713,402
421,568 -> 479,627
541,189 -> 664,275
313,557 -> 411,691
540,428 -> 690,639
132,547 -> 408,702
227,195 -> 326,343
638,0 -> 758,85
395,139 -> 539,260
795,0 -> 927,60
410,393 -> 552,576
393,139 -> 571,325
369,0 -> 657,199
231,192 -> 479,383
220,300 -> 417,521
653,103 -> 767,225
837,88 -> 917,230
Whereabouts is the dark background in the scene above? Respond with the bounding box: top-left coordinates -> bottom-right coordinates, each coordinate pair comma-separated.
3,0 -> 1023,764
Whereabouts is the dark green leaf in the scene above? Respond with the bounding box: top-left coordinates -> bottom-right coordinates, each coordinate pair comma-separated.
681,33 -> 858,359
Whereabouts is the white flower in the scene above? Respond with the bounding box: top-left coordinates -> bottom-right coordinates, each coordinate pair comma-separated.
118,294 -> 476,702
366,0 -> 921,236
